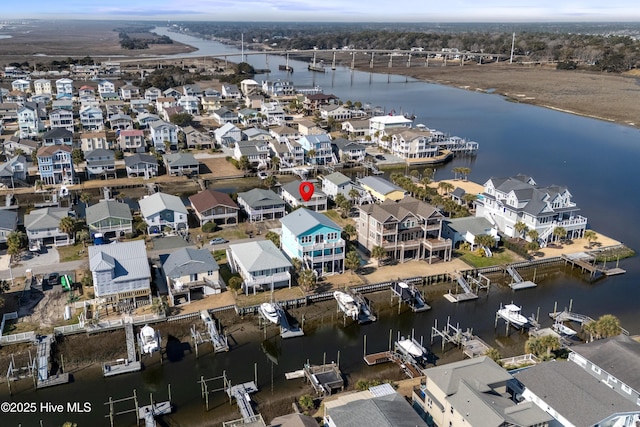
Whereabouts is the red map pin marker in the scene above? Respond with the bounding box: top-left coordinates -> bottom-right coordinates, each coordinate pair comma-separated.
299,181 -> 315,202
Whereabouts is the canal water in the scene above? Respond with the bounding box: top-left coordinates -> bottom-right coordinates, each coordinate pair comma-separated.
2,28 -> 640,426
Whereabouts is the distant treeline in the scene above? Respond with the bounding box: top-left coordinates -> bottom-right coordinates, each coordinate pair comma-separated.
179,22 -> 640,73
117,27 -> 173,50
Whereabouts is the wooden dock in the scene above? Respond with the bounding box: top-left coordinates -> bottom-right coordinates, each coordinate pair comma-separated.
35,334 -> 71,388
430,317 -> 491,359
444,273 -> 478,303
505,265 -> 537,290
363,351 -> 394,366
278,306 -> 305,339
562,253 -> 626,277
391,281 -> 430,312
103,322 -> 142,377
303,363 -> 344,395
226,381 -> 259,423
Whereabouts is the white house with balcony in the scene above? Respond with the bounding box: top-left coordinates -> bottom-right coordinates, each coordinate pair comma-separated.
280,208 -> 344,277
49,108 -> 75,133
80,131 -> 110,151
24,207 -> 74,247
12,79 -> 31,93
55,78 -> 73,98
388,129 -> 443,160
86,199 -> 132,238
227,240 -> 292,295
369,115 -> 413,147
298,133 -> 336,165
17,103 -> 45,138
475,175 -> 587,247
163,248 -> 223,306
37,145 -> 74,185
33,79 -> 52,96
149,120 -> 178,152
139,192 -> 188,235
237,188 -> 286,222
280,179 -> 328,212
79,106 -> 104,131
118,130 -> 146,152
97,79 -> 115,95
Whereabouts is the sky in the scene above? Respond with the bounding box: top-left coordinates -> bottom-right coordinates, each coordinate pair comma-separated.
2,0 -> 639,22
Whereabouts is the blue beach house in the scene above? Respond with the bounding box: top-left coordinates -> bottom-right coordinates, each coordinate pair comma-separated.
280,208 -> 345,277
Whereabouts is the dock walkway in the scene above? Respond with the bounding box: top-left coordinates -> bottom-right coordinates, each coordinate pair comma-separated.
562,253 -> 626,276
430,318 -> 491,358
278,306 -> 305,339
35,335 -> 70,388
103,322 -> 142,377
201,310 -> 229,352
391,281 -> 430,312
444,273 -> 478,303
304,363 -> 344,395
226,381 -> 258,422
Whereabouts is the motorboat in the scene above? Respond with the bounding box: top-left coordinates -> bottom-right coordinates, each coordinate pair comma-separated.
259,302 -> 280,324
395,337 -> 429,367
497,304 -> 529,327
333,291 -> 359,320
552,321 -> 577,336
139,324 -> 160,355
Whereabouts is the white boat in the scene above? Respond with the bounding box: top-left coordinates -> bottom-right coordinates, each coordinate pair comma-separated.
333,291 -> 359,320
497,304 -> 529,327
139,325 -> 160,355
553,322 -> 577,336
257,171 -> 269,180
396,338 -> 425,358
259,302 -> 280,324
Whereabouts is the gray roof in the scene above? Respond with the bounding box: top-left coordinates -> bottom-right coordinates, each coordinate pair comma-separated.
360,196 -> 440,224
162,247 -> 219,278
237,188 -> 284,209
323,172 -> 352,187
514,360 -> 639,426
359,176 -> 405,196
280,208 -> 341,236
451,187 -> 466,198
445,216 -> 495,237
24,207 -> 70,231
268,413 -> 317,427
486,175 -> 573,217
139,192 -> 187,218
85,148 -> 115,161
570,334 -> 640,390
281,179 -> 325,202
332,138 -> 365,152
0,209 -> 18,231
425,356 -> 513,396
85,200 -> 132,224
163,153 -> 199,167
0,155 -> 26,178
125,153 -> 157,167
229,240 -> 292,273
327,392 -> 428,427
88,240 -> 150,283
42,127 -> 73,140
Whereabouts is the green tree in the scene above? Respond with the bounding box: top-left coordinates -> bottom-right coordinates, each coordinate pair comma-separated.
460,167 -> 472,180
334,193 -> 347,211
163,140 -> 172,153
584,230 -> 598,248
484,348 -> 502,365
527,229 -> 539,242
553,226 -> 567,243
526,240 -> 540,255
228,276 -> 243,294
6,231 -> 27,262
271,156 -> 280,171
452,167 -> 464,180
462,193 -> 477,208
348,188 -> 360,203
71,148 -> 85,166
438,181 -> 454,195
76,229 -> 90,248
525,335 -> 560,360
298,395 -> 315,413
514,221 -> 528,240
342,224 -> 356,241
584,314 -> 622,341
169,112 -> 193,127
265,231 -> 280,248
306,149 -> 316,164
345,250 -> 361,274
297,268 -> 317,292
80,192 -> 92,206
475,234 -> 495,249
263,175 -> 277,189
371,245 -> 386,266
238,155 -> 251,171
58,216 -> 76,244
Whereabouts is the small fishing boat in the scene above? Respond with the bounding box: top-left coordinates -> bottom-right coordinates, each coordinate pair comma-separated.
497,304 -> 528,327
552,321 -> 577,336
139,324 -> 160,355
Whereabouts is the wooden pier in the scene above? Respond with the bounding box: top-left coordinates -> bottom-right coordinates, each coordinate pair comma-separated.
35,334 -> 70,389
505,265 -> 537,290
226,381 -> 259,423
103,322 -> 142,377
562,252 -> 626,277
443,273 -> 478,303
303,363 -> 344,395
430,318 -> 491,359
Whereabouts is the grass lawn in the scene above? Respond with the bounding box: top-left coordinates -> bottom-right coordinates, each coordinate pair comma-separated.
235,286 -> 306,308
455,248 -> 519,268
57,244 -> 88,262
212,249 -> 226,263
323,209 -> 356,228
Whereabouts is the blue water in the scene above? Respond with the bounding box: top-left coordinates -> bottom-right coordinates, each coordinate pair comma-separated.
2,27 -> 640,427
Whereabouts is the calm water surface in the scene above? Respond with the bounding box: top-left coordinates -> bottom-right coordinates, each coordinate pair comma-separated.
2,28 -> 639,426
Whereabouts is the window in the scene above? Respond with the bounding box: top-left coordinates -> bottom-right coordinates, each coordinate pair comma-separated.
592,365 -> 601,374
315,234 -> 324,244
300,235 -> 312,244
327,232 -> 338,240
621,384 -> 632,394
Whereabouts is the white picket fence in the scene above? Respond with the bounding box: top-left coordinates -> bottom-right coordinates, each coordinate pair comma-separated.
0,312 -> 36,345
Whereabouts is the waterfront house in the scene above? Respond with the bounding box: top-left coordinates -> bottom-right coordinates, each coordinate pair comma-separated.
49,108 -> 74,133
568,334 -> 640,405
177,95 -> 199,116
80,131 -> 110,152
358,176 -> 407,202
303,93 -> 338,112
233,140 -> 271,168
212,107 -> 239,125
163,152 -> 200,177
118,130 -> 146,152
24,207 -> 74,247
189,189 -> 239,226
369,115 -> 413,144
0,155 -> 27,186
261,80 -> 295,97
213,122 -> 242,146
149,120 -> 179,152
512,361 -> 639,427
387,128 -> 444,160
55,78 -> 73,98
321,172 -> 369,203
325,385 -> 428,427
280,208 -> 345,276
412,357 -> 552,427
237,188 -> 286,222
319,104 -> 352,121
17,103 -> 45,138
37,145 -> 74,185
11,79 -> 31,93
43,128 -> 74,147
125,153 -> 158,178
221,84 -> 242,99
79,106 -> 104,131
97,80 -> 116,95
181,126 -> 214,149
139,192 -> 188,234
240,79 -> 260,96
227,240 -> 292,294
357,196 -> 452,264
280,179 -> 328,212
136,112 -> 160,129
269,138 -> 303,168
475,175 -> 587,247
0,210 -> 18,244
88,240 -> 152,310
332,138 -> 366,163
85,148 -> 116,180
162,248 -> 223,306
85,199 -> 133,238
298,134 -> 335,165
442,216 -> 500,250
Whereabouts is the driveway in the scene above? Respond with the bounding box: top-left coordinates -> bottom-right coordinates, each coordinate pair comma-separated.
19,245 -> 60,269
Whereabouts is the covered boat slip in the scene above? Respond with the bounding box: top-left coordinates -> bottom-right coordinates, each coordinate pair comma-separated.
304,363 -> 344,395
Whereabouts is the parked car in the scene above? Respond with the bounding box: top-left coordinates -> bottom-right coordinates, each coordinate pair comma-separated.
46,272 -> 59,285
209,237 -> 228,245
375,154 -> 386,161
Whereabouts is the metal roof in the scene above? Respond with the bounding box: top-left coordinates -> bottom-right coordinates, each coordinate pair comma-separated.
163,153 -> 199,167
138,192 -> 187,218
88,240 -> 150,283
237,188 -> 284,209
162,247 -> 219,278
280,208 -> 340,236
326,392 -> 428,427
24,207 -> 70,231
359,176 -> 405,196
85,200 -> 132,224
228,240 -> 292,273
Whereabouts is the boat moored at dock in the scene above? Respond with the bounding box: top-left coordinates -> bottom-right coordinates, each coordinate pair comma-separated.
497,304 -> 529,328
139,324 -> 160,355
259,302 -> 280,325
333,291 -> 359,320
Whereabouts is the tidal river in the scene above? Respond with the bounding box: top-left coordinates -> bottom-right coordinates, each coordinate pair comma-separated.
2,28 -> 640,426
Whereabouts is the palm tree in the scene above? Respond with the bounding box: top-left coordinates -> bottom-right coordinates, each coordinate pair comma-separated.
334,193 -> 347,211
297,269 -> 317,292
460,167 -> 472,180
59,216 -> 76,245
438,181 -> 454,195
263,175 -> 277,189
307,149 -> 316,164
76,229 -> 90,248
584,230 -> 598,248
265,231 -> 280,248
271,156 -> 280,171
594,314 -> 622,338
80,192 -> 92,206
452,167 -> 463,180
514,221 -> 528,240
342,224 -> 356,241
371,245 -> 386,267
484,348 -> 502,365
348,188 -> 360,205
291,258 -> 303,275
462,193 -> 477,209
6,231 -> 27,263
527,229 -> 539,243
475,234 -> 496,250
238,155 -> 251,172
345,250 -> 361,274
553,226 -> 567,243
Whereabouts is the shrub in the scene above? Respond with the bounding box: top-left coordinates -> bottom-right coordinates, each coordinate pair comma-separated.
202,222 -> 217,233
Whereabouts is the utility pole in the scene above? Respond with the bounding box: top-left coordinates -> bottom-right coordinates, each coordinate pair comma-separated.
509,32 -> 516,64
